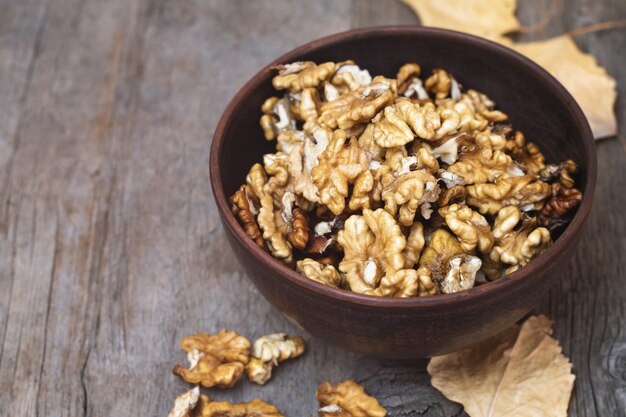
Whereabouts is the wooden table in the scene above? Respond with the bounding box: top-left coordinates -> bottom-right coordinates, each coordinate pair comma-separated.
0,1 -> 624,416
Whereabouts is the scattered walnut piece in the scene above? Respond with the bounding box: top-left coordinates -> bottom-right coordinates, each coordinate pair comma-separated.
538,183 -> 583,229
172,330 -> 250,389
252,333 -> 305,364
244,358 -> 273,386
317,380 -> 387,417
245,333 -> 305,385
297,258 -> 343,288
168,387 -> 200,417
195,394 -> 285,417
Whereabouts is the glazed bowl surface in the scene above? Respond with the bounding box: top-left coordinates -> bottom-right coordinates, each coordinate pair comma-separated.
209,26 -> 597,359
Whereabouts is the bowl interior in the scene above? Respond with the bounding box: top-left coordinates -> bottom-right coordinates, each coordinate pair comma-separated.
213,27 -> 595,304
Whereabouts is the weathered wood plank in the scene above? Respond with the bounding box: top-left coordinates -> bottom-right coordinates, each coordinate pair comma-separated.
515,1 -> 626,416
0,0 -> 50,378
351,0 -> 418,28
0,0 -> 143,415
0,0 -> 623,416
82,1 -> 357,416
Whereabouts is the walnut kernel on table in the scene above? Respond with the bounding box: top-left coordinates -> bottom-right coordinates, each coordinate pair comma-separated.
317,380 -> 387,417
168,388 -> 284,417
173,330 -> 250,388
245,333 -> 305,385
230,59 -> 583,297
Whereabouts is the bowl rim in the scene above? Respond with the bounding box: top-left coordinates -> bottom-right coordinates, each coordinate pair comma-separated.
209,25 -> 597,308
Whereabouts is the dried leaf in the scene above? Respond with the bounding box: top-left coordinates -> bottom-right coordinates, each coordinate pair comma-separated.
428,315 -> 575,417
402,0 -> 618,139
513,36 -> 618,139
401,0 -> 520,40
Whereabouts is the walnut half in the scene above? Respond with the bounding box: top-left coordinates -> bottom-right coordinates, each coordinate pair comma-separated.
317,380 -> 387,417
230,184 -> 264,249
538,183 -> 582,230
185,392 -> 284,417
245,333 -> 305,385
172,330 -> 250,389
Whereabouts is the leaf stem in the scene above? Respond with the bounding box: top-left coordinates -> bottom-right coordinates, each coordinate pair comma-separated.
567,20 -> 626,37
515,0 -> 561,34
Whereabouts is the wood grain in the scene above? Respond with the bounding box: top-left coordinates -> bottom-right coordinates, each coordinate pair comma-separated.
0,0 -> 623,416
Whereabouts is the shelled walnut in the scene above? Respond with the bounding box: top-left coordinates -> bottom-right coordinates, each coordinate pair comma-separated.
172,330 -> 250,389
317,380 -> 387,417
168,388 -> 285,417
230,60 -> 583,297
173,330 -> 305,389
245,333 -> 305,385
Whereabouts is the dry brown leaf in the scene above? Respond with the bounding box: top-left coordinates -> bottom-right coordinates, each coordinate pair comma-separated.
428,315 -> 575,417
402,0 -> 520,40
402,0 -> 618,139
513,36 -> 618,139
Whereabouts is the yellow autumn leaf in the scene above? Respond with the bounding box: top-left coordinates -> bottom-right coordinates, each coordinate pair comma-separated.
402,0 -> 520,40
401,0 -> 618,139
428,315 -> 575,417
514,36 -> 617,139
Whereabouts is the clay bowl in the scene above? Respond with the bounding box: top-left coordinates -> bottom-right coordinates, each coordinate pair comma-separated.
209,26 -> 597,359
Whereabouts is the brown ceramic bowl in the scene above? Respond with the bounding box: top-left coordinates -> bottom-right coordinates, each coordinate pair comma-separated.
209,26 -> 596,359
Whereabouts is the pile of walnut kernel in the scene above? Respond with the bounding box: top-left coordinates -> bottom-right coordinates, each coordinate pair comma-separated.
172,330 -> 305,388
169,379 -> 386,417
168,329 -> 386,417
230,60 -> 583,297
